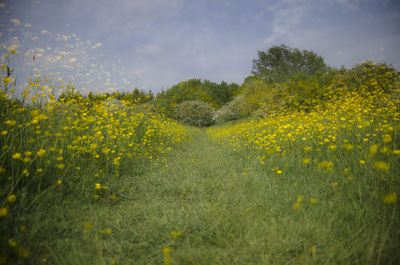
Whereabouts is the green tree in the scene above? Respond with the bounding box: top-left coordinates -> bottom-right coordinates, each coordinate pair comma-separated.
252,44 -> 328,83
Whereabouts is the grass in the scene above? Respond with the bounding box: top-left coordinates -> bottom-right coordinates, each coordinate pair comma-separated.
1,61 -> 399,264
7,127 -> 397,265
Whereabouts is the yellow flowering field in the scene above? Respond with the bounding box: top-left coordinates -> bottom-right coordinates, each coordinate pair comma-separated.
1,51 -> 399,264
0,54 -> 188,263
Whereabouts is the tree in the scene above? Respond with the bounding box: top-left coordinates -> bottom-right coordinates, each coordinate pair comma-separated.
252,44 -> 327,83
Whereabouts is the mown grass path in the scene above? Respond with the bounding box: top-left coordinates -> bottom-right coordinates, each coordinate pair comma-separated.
43,128 -> 399,265
47,129 -> 273,265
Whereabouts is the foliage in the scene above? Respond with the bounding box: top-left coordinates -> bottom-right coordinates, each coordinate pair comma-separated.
331,61 -> 400,95
228,61 -> 399,119
174,100 -> 215,127
252,44 -> 328,83
155,79 -> 239,117
213,95 -> 247,123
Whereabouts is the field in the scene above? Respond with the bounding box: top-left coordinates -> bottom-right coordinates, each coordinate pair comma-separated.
1,59 -> 400,264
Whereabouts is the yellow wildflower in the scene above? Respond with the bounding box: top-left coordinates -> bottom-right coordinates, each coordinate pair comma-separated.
162,246 -> 171,254
374,161 -> 390,172
382,193 -> 397,204
297,195 -> 304,203
37,149 -> 46,157
12,153 -> 22,160
8,239 -> 17,247
4,120 -> 16,126
382,134 -> 392,143
369,144 -> 379,156
17,248 -> 31,259
8,194 -> 16,203
0,207 -> 8,217
170,231 -> 182,238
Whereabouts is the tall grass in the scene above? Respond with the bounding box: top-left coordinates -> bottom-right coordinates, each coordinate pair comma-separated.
1,54 -> 399,264
0,58 -> 188,264
207,67 -> 400,264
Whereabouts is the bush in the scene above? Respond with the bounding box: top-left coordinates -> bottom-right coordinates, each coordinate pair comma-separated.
174,100 -> 215,127
213,95 -> 246,123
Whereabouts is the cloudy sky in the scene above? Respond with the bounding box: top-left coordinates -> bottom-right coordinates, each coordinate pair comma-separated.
0,0 -> 399,94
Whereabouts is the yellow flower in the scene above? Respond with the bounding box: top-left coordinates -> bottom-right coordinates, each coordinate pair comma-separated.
360,160 -> 366,165
162,246 -> 171,254
1,130 -> 7,135
37,149 -> 46,157
343,144 -> 354,151
56,164 -> 65,170
276,170 -> 282,174
382,193 -> 397,204
382,134 -> 392,143
4,120 -> 16,126
170,231 -> 182,238
8,194 -> 16,203
302,158 -> 311,165
369,144 -> 379,156
163,256 -> 171,265
57,179 -> 62,185
297,195 -> 304,203
318,161 -> 333,171
83,222 -> 93,229
17,248 -> 31,259
8,239 -> 17,247
0,207 -> 8,217
374,161 -> 390,172
310,198 -> 318,205
331,182 -> 338,188
293,203 -> 301,210
12,153 -> 21,159
95,183 -> 101,189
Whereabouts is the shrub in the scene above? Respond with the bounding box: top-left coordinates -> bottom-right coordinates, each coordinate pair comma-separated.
174,100 -> 215,127
213,95 -> 246,123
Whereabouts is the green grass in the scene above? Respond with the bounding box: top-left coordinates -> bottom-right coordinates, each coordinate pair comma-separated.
16,128 -> 399,265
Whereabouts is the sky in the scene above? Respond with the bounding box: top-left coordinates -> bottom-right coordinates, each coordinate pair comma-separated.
0,0 -> 399,95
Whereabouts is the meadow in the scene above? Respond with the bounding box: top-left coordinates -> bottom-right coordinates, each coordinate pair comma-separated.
1,52 -> 400,265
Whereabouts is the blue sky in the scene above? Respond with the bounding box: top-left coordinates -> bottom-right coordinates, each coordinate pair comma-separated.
1,0 -> 399,94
